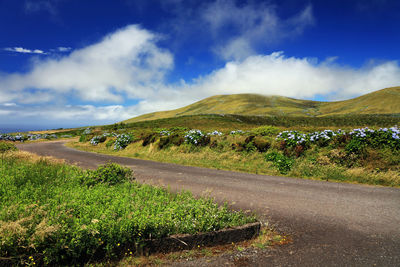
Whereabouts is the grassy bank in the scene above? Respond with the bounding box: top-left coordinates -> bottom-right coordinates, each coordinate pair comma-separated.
0,146 -> 255,266
69,125 -> 400,187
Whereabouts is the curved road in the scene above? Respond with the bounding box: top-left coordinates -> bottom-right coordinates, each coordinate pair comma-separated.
18,141 -> 400,266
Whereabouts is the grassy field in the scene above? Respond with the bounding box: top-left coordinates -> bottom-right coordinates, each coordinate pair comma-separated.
70,124 -> 400,187
123,87 -> 400,123
0,144 -> 255,266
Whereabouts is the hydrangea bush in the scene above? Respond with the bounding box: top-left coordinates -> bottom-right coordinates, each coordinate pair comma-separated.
276,126 -> 400,151
90,135 -> 106,146
114,133 -> 134,150
230,130 -> 244,135
208,130 -> 223,136
184,129 -> 205,145
276,130 -> 307,147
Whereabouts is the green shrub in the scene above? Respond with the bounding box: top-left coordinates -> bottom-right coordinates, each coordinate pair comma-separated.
253,137 -> 271,152
79,135 -> 91,142
158,134 -> 185,149
79,163 -> 134,186
345,138 -> 366,155
106,139 -> 115,148
142,133 -> 157,146
0,141 -> 17,153
251,126 -> 280,136
265,151 -> 294,174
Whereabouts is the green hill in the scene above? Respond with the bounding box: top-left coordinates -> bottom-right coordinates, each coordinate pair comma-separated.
123,87 -> 400,123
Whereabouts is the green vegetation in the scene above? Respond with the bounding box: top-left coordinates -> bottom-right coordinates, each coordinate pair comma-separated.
123,87 -> 400,123
71,125 -> 400,187
0,151 -> 255,266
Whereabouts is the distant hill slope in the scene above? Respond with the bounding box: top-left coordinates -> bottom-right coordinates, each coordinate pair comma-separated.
123,87 -> 400,123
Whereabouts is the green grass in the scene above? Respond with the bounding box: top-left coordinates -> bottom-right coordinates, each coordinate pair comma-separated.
123,87 -> 400,123
0,151 -> 255,266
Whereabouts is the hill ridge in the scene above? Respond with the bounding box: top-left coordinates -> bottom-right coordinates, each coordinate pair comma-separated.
123,86 -> 400,123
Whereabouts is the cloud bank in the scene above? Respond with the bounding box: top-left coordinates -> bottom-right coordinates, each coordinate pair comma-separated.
1,24 -> 400,127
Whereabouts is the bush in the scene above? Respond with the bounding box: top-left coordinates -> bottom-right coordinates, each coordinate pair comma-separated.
79,163 -> 134,186
265,151 -> 294,174
251,126 -> 280,136
345,138 -> 366,155
158,134 -> 184,149
79,135 -> 92,142
114,134 -> 134,150
0,141 -> 17,153
90,135 -> 107,146
142,133 -> 157,146
184,130 -> 210,146
106,139 -> 115,148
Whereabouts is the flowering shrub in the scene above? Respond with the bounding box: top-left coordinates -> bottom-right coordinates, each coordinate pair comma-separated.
159,130 -> 171,136
83,128 -> 92,135
114,133 -> 134,150
0,133 -> 58,142
276,126 -> 400,152
90,135 -> 106,146
208,130 -> 223,136
185,129 -> 205,145
230,130 -> 244,135
276,131 -> 307,147
348,126 -> 400,151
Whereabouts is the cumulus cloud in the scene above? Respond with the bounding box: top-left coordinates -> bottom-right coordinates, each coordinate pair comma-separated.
0,25 -> 173,103
202,1 -> 314,60
4,47 -> 46,54
181,52 -> 400,101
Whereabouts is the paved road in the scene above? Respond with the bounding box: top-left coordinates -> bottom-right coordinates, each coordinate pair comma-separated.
18,141 -> 400,266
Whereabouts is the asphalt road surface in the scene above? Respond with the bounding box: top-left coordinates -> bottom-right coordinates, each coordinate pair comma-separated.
18,141 -> 400,266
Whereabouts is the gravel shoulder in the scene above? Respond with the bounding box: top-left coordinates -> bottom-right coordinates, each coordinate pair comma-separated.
18,141 -> 400,266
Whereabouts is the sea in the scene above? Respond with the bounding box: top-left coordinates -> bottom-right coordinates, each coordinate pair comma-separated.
0,126 -> 46,134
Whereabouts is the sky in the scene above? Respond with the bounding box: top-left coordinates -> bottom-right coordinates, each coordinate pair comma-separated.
1,0 -> 400,130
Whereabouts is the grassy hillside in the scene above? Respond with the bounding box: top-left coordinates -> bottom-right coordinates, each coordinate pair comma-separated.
123,87 -> 400,123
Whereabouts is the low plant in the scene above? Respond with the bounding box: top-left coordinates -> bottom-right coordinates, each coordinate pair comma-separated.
0,141 -> 17,153
79,162 -> 134,186
265,151 -> 294,174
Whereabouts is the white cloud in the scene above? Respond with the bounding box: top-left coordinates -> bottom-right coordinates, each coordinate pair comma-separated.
202,1 -> 314,60
57,46 -> 72,52
181,52 -> 400,101
4,47 -> 46,54
0,25 -> 173,103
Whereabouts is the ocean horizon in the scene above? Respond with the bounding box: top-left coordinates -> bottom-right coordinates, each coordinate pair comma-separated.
0,126 -> 47,134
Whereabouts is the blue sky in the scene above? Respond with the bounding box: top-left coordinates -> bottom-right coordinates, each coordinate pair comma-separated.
1,0 -> 400,130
